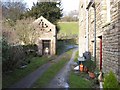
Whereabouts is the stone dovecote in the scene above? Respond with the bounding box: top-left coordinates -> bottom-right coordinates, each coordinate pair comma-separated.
32,16 -> 56,55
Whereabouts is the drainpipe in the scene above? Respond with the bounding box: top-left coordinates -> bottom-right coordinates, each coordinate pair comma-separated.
93,4 -> 96,65
86,9 -> 89,52
86,0 -> 96,64
78,0 -> 85,62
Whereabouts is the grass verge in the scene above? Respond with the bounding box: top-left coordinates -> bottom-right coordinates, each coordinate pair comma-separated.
69,50 -> 97,88
32,50 -> 73,88
74,51 -> 79,62
2,56 -> 55,88
69,71 -> 92,88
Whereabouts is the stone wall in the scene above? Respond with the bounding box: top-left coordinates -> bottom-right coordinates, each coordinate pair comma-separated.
33,16 -> 56,55
79,0 -> 120,81
102,0 -> 120,81
102,23 -> 119,80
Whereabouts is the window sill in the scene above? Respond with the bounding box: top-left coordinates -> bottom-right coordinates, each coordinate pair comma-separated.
102,22 -> 111,28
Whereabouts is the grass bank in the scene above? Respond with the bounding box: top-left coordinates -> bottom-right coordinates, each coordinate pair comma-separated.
2,56 -> 56,88
58,22 -> 79,35
32,50 -> 73,88
57,22 -> 79,44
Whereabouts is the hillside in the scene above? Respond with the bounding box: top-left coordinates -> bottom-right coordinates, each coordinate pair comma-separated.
58,22 -> 79,35
57,22 -> 79,46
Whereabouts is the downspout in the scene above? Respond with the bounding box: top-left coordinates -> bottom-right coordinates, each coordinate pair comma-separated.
86,9 -> 89,52
78,0 -> 85,62
93,4 -> 96,65
85,0 -> 89,52
86,0 -> 96,64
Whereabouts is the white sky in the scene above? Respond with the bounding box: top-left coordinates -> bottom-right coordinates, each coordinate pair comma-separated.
24,0 -> 79,15
61,0 -> 79,15
24,0 -> 38,8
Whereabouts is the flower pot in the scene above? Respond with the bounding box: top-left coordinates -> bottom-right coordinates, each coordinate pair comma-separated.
88,72 -> 95,79
80,64 -> 83,72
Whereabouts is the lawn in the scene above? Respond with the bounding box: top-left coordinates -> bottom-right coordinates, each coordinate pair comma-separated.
58,22 -> 79,35
2,56 -> 56,88
32,50 -> 73,88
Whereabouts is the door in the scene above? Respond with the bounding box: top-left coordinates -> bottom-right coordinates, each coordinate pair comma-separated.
99,37 -> 102,70
42,40 -> 51,55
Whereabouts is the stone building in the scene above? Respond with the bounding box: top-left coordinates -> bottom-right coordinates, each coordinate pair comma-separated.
32,16 -> 56,55
79,0 -> 120,81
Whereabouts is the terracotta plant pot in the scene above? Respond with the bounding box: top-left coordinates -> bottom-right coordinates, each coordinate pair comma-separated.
88,72 -> 95,79
80,64 -> 83,72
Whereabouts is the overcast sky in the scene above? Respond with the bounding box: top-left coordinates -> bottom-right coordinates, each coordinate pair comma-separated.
61,0 -> 79,15
24,0 -> 79,15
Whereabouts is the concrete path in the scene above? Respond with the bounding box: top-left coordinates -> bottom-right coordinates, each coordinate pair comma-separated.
10,52 -> 69,88
46,48 -> 78,88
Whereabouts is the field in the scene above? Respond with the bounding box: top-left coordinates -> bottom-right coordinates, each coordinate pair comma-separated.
58,22 -> 79,35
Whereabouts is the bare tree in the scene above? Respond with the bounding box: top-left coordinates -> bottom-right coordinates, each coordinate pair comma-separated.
2,20 -> 19,45
2,0 -> 27,21
15,18 -> 36,45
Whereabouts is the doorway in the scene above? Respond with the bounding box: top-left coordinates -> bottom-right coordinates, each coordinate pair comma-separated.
42,40 -> 51,55
99,36 -> 102,70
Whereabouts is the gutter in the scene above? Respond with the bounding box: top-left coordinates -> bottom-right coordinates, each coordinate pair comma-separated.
86,0 -> 94,10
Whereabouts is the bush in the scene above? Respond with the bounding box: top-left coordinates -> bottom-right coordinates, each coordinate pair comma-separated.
2,44 -> 26,72
2,43 -> 38,72
103,71 -> 119,89
22,44 -> 38,56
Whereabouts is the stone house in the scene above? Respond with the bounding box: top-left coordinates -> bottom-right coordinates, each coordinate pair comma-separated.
32,16 -> 56,55
79,0 -> 120,81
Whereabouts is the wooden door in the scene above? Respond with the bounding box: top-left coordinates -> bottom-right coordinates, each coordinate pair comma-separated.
100,37 -> 102,70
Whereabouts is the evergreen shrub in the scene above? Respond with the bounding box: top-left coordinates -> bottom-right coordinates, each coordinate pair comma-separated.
103,70 -> 119,89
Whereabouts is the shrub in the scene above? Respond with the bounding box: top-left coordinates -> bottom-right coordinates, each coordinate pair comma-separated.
103,71 -> 118,89
2,44 -> 26,72
22,44 -> 38,56
2,43 -> 39,72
